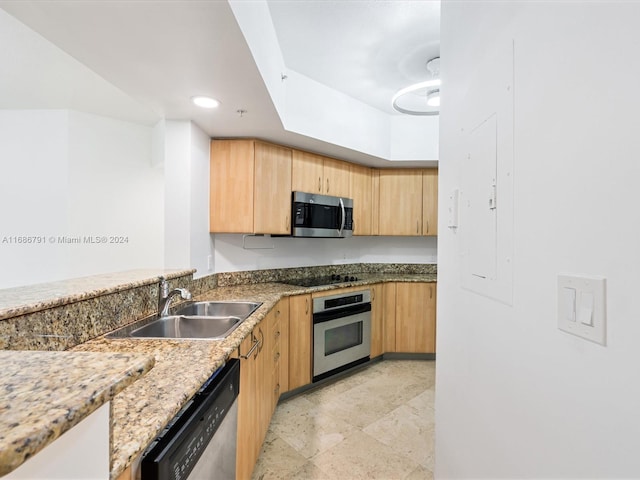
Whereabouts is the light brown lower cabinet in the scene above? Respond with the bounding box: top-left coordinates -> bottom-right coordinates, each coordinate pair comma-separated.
383,282 -> 397,352
393,282 -> 437,353
236,299 -> 289,480
274,299 -> 289,397
235,326 -> 260,480
288,294 -> 312,390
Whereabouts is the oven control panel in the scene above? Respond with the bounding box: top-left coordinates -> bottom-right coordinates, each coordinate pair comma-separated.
313,290 -> 371,314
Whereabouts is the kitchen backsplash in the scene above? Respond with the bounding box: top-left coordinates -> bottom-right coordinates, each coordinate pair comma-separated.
215,263 -> 437,286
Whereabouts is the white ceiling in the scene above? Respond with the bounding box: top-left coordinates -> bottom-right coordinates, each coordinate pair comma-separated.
268,0 -> 440,115
0,0 -> 440,167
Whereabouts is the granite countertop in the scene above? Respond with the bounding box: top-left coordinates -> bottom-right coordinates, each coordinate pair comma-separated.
0,269 -> 194,321
0,350 -> 155,477
73,274 -> 436,479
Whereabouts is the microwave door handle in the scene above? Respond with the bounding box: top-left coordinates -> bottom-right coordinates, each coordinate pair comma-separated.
338,197 -> 345,236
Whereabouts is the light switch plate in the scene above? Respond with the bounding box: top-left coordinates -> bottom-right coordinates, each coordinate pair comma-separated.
557,274 -> 606,345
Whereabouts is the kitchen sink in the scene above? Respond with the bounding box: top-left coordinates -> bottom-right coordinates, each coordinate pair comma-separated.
129,315 -> 242,340
174,301 -> 261,319
105,301 -> 262,340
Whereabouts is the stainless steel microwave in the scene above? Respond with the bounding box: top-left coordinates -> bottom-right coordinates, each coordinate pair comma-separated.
291,191 -> 353,238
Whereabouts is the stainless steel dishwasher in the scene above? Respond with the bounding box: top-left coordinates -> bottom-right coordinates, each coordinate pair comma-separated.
140,358 -> 239,480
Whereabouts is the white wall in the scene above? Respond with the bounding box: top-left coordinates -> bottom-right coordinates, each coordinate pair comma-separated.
163,120 -> 214,278
0,110 -> 163,289
436,2 -> 640,477
213,234 -> 437,272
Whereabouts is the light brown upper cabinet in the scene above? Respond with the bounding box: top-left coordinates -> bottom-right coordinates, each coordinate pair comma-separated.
349,163 -> 374,235
210,139 -> 292,234
378,168 -> 438,236
378,169 -> 424,235
423,168 -> 438,236
292,150 -> 350,198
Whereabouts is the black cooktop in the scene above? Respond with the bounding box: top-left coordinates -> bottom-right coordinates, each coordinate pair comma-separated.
281,274 -> 359,288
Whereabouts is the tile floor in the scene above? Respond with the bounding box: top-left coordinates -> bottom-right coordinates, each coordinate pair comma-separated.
252,359 -> 435,480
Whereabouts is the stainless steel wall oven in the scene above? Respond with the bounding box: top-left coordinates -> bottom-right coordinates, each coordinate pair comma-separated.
313,290 -> 371,382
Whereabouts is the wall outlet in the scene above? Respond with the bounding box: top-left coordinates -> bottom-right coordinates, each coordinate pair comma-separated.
557,274 -> 606,345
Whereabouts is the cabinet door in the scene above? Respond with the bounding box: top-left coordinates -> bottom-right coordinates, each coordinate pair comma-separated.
370,284 -> 384,357
292,150 -> 323,194
210,140 -> 254,233
422,168 -> 438,236
378,169 -> 423,236
254,142 -> 292,234
350,164 -> 373,236
323,157 -> 350,197
371,169 -> 380,235
288,294 -> 312,390
275,299 -> 290,395
256,313 -> 271,450
395,283 -> 437,353
383,282 -> 397,353
236,330 -> 259,480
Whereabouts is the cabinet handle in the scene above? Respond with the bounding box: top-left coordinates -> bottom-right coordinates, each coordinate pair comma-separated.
240,334 -> 260,359
430,286 -> 433,299
318,177 -> 321,192
426,220 -> 429,234
416,220 -> 420,234
276,309 -> 280,318
275,330 -> 281,340
305,298 -> 309,314
274,383 -> 280,395
326,177 -> 330,193
371,289 -> 375,301
274,351 -> 280,362
257,328 -> 264,353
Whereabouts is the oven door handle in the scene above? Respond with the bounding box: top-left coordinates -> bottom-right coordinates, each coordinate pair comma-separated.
313,303 -> 371,324
338,197 -> 345,236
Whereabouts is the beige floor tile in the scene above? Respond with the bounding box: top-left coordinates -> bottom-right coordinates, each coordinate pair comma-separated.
311,430 -> 420,480
287,461 -> 335,479
407,387 -> 436,414
363,404 -> 435,468
403,464 -> 434,480
303,366 -> 373,405
268,395 -> 357,458
320,372 -> 429,429
370,360 -> 436,387
252,436 -> 307,480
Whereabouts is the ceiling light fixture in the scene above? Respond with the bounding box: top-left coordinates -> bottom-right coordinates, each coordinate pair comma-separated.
392,57 -> 440,116
191,96 -> 220,109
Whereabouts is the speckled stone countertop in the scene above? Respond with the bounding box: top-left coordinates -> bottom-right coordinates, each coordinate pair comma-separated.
0,269 -> 195,321
73,274 -> 436,479
0,350 -> 155,476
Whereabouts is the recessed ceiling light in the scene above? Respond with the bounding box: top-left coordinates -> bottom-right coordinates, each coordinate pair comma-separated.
191,96 -> 220,108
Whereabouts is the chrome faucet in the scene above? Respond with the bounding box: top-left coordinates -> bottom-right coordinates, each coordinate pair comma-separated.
158,276 -> 192,317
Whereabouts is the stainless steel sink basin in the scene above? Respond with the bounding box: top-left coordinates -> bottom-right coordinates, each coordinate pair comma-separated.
174,301 -> 261,319
129,315 -> 242,340
105,301 -> 262,340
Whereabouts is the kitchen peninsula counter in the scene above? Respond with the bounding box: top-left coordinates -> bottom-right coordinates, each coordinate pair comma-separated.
0,350 -> 155,477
